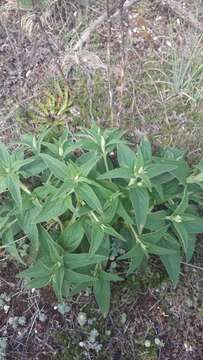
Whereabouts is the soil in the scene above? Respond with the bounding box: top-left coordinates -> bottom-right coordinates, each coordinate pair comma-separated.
0,255 -> 202,359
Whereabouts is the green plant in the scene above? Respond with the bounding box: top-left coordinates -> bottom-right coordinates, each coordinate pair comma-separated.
150,35 -> 203,106
0,125 -> 203,314
17,80 -> 72,133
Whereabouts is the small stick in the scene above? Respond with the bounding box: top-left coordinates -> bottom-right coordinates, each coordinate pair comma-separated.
181,262 -> 203,271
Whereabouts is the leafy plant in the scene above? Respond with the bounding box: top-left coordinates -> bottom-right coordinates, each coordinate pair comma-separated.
17,80 -> 72,133
150,35 -> 203,106
0,125 -> 203,314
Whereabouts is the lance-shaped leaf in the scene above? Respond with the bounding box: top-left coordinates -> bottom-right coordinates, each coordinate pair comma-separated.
89,226 -> 104,254
117,201 -> 134,225
18,256 -> 53,279
77,182 -> 102,213
101,271 -> 122,282
173,222 -> 189,256
159,235 -> 180,284
17,208 -> 39,259
26,276 -> 51,289
93,271 -> 122,315
79,152 -> 101,177
94,274 -> 111,315
0,178 -> 7,193
142,226 -> 169,244
2,228 -> 25,265
172,187 -> 188,216
185,234 -> 196,262
118,244 -> 146,274
6,175 -> 22,210
38,225 -> 64,262
101,224 -> 125,242
145,210 -> 167,231
183,215 -> 203,234
40,153 -> 69,179
146,163 -> 177,179
0,142 -> 10,162
20,157 -> 47,177
98,166 -> 132,180
64,253 -> 107,269
129,187 -> 149,234
59,220 -> 84,252
145,242 -> 178,255
34,195 -> 71,223
64,269 -> 95,283
102,195 -> 119,223
52,265 -> 65,301
117,144 -> 135,169
140,137 -> 152,163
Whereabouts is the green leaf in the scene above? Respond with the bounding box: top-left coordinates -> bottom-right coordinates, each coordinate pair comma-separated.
0,216 -> 9,233
38,225 -> 63,262
142,226 -> 168,244
101,271 -> 122,282
103,196 -> 119,223
64,253 -> 107,269
59,220 -> 84,252
98,167 -> 132,180
117,201 -> 134,224
34,195 -> 71,223
18,257 -> 53,279
89,226 -> 104,254
184,216 -> 203,234
173,222 -> 189,256
140,137 -> 152,163
26,276 -> 51,289
0,142 -> 10,162
186,234 -> 196,262
77,182 -> 102,213
161,252 -> 180,284
40,154 -> 69,180
145,211 -> 167,231
161,147 -> 185,160
33,184 -> 57,199
94,275 -> 110,315
0,178 -> 7,193
7,175 -> 22,210
145,243 -> 178,255
118,244 -> 145,274
79,152 -> 100,177
129,187 -> 149,234
102,225 -> 125,242
64,269 -> 95,283
17,209 -> 39,259
117,144 -> 135,169
159,235 -> 180,284
69,283 -> 92,297
20,157 -> 47,177
146,163 -> 177,179
173,187 -> 188,216
52,265 -> 65,301
2,228 -> 25,265
153,158 -> 189,184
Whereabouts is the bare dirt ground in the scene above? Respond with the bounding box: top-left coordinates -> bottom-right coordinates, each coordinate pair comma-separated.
0,0 -> 203,359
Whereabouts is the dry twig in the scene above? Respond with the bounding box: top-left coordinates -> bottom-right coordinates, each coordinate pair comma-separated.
72,0 -> 141,51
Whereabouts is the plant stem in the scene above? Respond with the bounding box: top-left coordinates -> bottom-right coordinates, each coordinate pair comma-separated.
129,224 -> 146,252
103,152 -> 109,173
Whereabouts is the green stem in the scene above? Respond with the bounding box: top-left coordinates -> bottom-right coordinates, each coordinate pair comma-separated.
129,224 -> 146,252
103,152 -> 109,172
